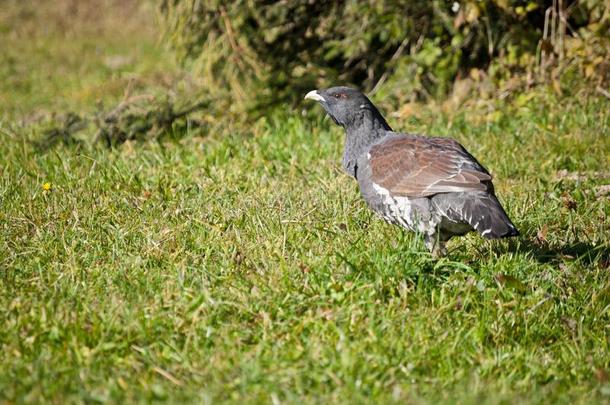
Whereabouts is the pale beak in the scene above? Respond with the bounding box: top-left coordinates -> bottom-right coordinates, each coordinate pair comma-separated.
304,90 -> 325,102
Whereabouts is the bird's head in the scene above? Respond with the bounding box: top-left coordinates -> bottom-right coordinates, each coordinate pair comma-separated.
304,86 -> 388,130
305,86 -> 392,178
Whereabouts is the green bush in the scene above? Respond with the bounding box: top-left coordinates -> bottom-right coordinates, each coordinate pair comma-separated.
160,0 -> 609,112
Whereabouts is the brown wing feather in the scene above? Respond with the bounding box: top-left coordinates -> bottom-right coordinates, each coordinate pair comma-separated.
369,136 -> 492,197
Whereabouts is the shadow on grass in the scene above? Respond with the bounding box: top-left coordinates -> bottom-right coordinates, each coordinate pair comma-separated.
499,238 -> 610,266
336,232 -> 608,290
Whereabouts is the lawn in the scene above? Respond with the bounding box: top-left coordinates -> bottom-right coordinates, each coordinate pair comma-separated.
1,2 -> 609,403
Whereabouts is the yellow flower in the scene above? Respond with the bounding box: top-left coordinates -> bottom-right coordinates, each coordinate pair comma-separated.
42,182 -> 52,191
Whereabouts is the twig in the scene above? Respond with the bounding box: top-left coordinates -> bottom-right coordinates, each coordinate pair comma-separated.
219,6 -> 247,72
370,35 -> 410,95
596,86 -> 610,99
35,95 -> 209,150
527,295 -> 553,314
153,366 -> 183,386
218,6 -> 262,77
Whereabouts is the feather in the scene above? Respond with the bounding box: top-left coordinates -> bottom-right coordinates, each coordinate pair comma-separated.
368,135 -> 492,197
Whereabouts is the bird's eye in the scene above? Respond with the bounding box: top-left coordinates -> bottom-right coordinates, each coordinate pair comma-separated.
333,93 -> 347,99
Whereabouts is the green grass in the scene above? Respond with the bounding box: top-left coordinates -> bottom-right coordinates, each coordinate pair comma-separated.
1,2 -> 610,404
0,0 -> 175,119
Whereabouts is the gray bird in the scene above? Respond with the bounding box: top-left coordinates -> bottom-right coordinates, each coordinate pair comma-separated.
305,86 -> 518,256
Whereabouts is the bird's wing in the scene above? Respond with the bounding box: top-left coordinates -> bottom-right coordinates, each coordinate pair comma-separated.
368,135 -> 492,198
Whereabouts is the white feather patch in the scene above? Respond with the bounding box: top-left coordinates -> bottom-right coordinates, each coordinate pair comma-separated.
372,182 -> 426,231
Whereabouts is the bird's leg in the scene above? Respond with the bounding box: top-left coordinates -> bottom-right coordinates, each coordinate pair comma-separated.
432,241 -> 448,258
424,232 -> 448,258
424,233 -> 435,252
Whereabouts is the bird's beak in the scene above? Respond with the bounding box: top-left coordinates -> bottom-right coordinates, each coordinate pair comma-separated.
304,90 -> 325,102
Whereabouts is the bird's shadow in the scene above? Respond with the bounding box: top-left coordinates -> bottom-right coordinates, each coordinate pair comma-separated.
492,237 -> 610,266
340,231 -> 608,290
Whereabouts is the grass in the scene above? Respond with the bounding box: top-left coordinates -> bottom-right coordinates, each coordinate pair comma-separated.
1,2 -> 610,403
0,0 -> 175,119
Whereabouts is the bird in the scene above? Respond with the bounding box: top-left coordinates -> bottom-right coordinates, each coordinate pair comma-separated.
304,86 -> 519,256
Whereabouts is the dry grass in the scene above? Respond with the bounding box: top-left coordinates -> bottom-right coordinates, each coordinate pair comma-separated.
0,0 -> 152,39
0,0 -> 177,120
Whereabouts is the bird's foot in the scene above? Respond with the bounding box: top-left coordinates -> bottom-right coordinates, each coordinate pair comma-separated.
432,242 -> 448,258
425,234 -> 447,258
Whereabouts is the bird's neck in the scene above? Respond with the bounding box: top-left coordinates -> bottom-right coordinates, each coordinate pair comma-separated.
342,108 -> 392,178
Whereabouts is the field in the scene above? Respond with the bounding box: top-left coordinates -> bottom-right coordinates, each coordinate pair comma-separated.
1,2 -> 609,403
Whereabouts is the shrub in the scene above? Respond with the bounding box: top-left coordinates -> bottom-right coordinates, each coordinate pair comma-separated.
160,0 -> 609,112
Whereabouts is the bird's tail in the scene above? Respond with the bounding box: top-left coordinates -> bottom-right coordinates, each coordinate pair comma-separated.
462,193 -> 519,239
